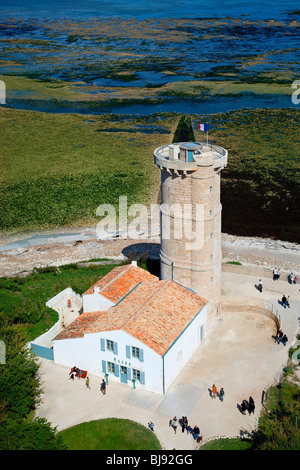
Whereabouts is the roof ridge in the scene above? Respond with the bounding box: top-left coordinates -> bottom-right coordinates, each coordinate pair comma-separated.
97,264 -> 131,293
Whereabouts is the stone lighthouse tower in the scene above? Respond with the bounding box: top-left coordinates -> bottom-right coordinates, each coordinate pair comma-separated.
154,141 -> 228,324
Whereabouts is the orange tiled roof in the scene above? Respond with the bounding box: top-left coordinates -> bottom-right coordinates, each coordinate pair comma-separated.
82,264 -> 159,304
54,277 -> 208,356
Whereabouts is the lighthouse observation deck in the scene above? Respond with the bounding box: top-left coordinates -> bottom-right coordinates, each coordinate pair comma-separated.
154,142 -> 227,175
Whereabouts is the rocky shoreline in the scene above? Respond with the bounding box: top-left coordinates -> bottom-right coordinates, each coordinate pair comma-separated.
0,227 -> 299,278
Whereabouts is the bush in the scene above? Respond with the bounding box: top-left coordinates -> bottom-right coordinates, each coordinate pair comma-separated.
172,115 -> 196,143
253,380 -> 300,450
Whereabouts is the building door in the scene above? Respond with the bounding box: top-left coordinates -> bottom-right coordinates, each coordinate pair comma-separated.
120,366 -> 128,384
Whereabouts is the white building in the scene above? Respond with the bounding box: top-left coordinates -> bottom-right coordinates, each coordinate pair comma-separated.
52,263 -> 208,394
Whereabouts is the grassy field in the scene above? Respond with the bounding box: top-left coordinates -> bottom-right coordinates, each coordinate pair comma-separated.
0,106 -> 299,242
0,106 -> 172,234
200,437 -> 253,450
57,418 -> 162,450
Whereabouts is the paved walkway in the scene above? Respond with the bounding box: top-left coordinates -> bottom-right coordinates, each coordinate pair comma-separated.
35,270 -> 300,450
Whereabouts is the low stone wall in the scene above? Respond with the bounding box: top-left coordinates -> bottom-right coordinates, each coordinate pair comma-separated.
29,288 -> 82,349
222,262 -> 291,281
220,295 -> 280,332
46,287 -> 82,314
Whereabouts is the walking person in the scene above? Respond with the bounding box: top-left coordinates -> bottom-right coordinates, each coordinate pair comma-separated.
171,416 -> 178,434
277,329 -> 283,344
241,400 -> 247,415
281,294 -> 287,308
219,387 -> 225,402
148,421 -> 154,432
182,416 -> 188,433
248,396 -> 255,415
85,376 -> 91,389
273,268 -> 278,281
192,425 -> 200,441
100,379 -> 106,395
287,295 -> 290,308
186,425 -> 193,435
277,268 -> 281,280
282,334 -> 288,346
258,279 -> 263,293
212,384 -> 217,399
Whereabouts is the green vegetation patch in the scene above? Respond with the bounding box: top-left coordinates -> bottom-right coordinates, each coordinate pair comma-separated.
200,437 -> 253,450
58,418 -> 162,450
252,378 -> 300,450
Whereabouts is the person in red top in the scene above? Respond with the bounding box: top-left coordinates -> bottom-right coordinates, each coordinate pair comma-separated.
212,384 -> 217,399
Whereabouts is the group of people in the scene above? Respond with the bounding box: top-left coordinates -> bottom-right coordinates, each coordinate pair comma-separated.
169,416 -> 201,442
69,369 -> 108,394
273,268 -> 281,281
69,366 -> 82,380
259,270 -> 299,294
211,384 -> 225,401
276,329 -> 288,346
239,396 -> 255,415
288,273 -> 298,285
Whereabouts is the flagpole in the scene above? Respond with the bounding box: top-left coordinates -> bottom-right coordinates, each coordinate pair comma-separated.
206,123 -> 208,147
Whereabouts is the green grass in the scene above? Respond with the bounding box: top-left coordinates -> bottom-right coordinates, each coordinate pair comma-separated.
200,437 -> 253,450
0,107 -> 167,235
57,418 -> 162,450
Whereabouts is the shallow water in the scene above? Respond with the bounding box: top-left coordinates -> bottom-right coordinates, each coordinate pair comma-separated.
0,0 -> 298,20
3,92 -> 293,115
0,1 -> 299,115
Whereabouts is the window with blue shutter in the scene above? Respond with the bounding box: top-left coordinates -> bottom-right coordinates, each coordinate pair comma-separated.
139,371 -> 145,385
114,364 -> 120,377
101,338 -> 118,354
102,360 -> 106,373
126,345 -> 131,359
131,346 -> 144,361
139,348 -> 144,362
127,367 -> 131,380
